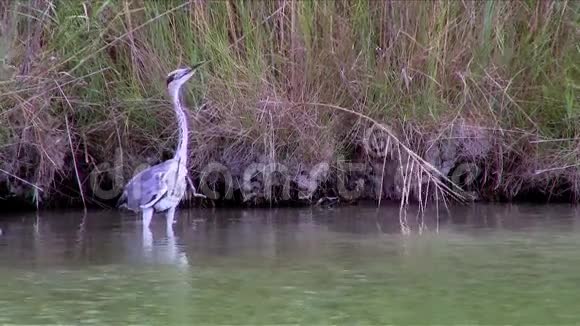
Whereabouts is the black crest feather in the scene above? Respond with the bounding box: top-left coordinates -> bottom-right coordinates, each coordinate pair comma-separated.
166,73 -> 176,86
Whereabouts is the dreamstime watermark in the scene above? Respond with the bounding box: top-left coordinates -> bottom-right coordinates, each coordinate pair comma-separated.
88,143 -> 482,202
360,123 -> 483,192
363,123 -> 392,158
88,148 -> 372,202
449,162 -> 481,190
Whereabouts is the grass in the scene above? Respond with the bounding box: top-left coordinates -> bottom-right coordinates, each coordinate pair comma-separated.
0,0 -> 579,208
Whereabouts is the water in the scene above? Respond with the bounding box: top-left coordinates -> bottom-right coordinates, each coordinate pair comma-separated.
1,204 -> 580,324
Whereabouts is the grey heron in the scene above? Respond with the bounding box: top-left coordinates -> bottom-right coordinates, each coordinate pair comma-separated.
117,62 -> 206,228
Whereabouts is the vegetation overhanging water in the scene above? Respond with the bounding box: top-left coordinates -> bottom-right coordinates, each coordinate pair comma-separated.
0,1 -> 579,209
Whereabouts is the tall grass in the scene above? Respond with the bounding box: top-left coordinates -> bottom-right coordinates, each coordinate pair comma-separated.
0,0 -> 578,207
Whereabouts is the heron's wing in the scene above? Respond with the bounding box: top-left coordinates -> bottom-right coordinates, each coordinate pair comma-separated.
120,160 -> 176,211
140,179 -> 168,209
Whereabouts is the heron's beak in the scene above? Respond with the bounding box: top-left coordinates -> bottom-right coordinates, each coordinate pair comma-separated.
192,60 -> 209,70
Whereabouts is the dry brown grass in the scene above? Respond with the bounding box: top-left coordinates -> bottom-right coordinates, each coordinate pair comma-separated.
0,0 -> 578,208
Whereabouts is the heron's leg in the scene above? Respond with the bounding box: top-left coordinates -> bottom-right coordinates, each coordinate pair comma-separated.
166,206 -> 177,228
143,226 -> 153,253
142,207 -> 153,228
166,215 -> 175,246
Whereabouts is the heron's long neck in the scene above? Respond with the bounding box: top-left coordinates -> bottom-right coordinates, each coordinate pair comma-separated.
170,87 -> 188,164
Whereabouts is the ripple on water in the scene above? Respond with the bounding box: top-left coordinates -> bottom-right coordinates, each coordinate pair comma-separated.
0,205 -> 579,324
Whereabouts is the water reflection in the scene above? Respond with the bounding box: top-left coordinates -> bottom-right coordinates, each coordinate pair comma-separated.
0,210 -> 190,268
142,218 -> 188,268
1,204 -> 580,324
0,204 -> 579,269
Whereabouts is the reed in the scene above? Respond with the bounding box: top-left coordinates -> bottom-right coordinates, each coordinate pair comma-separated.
0,0 -> 578,207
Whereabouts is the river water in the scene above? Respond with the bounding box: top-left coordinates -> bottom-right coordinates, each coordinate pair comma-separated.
0,204 -> 579,324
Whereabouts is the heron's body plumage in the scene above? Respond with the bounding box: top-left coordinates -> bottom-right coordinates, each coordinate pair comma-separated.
151,161 -> 188,212
118,159 -> 187,213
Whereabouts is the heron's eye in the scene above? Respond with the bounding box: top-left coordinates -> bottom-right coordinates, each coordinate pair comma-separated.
166,74 -> 176,86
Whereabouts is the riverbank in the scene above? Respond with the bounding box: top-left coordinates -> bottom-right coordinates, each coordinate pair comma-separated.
0,1 -> 578,209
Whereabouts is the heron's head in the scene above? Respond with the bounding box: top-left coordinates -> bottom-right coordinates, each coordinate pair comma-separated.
166,61 -> 208,92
